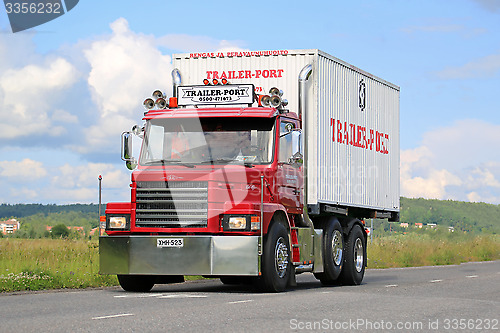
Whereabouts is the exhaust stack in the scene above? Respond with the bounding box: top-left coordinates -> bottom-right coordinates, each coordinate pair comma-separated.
298,64 -> 314,229
172,68 -> 182,98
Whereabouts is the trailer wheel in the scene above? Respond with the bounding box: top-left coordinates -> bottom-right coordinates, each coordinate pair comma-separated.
117,275 -> 155,292
338,224 -> 366,285
313,218 -> 343,285
258,221 -> 291,292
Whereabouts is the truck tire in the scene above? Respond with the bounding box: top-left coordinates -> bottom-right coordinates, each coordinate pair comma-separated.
313,218 -> 343,285
258,221 -> 291,292
338,224 -> 366,285
117,275 -> 155,292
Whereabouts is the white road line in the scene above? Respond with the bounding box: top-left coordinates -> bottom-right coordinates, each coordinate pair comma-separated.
430,279 -> 443,283
466,275 -> 479,278
228,300 -> 254,304
385,284 -> 398,288
114,294 -> 162,298
92,313 -> 134,320
158,294 -> 207,299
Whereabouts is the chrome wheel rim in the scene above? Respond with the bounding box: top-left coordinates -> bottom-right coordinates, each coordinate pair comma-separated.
275,236 -> 289,278
354,238 -> 364,273
332,230 -> 343,266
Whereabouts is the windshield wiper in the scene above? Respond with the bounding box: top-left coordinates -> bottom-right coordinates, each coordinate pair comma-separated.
200,158 -> 254,168
199,158 -> 236,164
146,159 -> 196,168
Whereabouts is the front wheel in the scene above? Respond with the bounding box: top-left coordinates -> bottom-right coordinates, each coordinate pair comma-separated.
117,275 -> 155,292
258,221 -> 291,292
338,224 -> 366,285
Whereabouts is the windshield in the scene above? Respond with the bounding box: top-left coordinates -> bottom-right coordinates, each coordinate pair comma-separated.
140,117 -> 275,166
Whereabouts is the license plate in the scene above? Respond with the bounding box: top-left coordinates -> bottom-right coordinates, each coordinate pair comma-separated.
157,238 -> 184,248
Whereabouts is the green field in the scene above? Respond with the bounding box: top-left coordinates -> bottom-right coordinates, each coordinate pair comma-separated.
1,233 -> 499,292
0,239 -> 116,292
367,232 -> 500,268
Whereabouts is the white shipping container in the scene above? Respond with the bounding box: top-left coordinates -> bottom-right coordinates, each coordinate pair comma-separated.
173,49 -> 399,213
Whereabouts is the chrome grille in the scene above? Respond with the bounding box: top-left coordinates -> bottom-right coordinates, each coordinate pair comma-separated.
135,181 -> 208,228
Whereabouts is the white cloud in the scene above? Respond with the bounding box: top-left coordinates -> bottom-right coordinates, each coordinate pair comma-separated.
435,52 -> 500,79
0,158 -> 47,181
0,17 -> 256,203
52,109 -> 79,124
85,18 -> 172,118
53,162 -> 129,189
401,119 -> 500,203
0,56 -> 79,139
76,18 -> 173,154
10,188 -> 39,201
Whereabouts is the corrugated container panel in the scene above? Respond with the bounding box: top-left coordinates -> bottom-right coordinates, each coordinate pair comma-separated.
173,49 -> 399,212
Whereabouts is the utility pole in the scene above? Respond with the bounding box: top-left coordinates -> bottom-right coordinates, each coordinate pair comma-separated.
370,219 -> 373,243
98,175 -> 102,236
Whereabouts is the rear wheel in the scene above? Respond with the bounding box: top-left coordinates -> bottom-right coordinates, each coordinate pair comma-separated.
258,221 -> 291,292
338,224 -> 366,285
117,275 -> 155,292
313,218 -> 343,285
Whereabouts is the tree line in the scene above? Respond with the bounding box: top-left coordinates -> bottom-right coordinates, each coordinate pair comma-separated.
1,198 -> 499,239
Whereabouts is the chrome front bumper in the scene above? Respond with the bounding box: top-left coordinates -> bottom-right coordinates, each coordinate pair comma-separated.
99,235 -> 260,276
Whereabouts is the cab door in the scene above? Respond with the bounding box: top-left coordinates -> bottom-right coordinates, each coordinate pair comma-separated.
276,118 -> 303,214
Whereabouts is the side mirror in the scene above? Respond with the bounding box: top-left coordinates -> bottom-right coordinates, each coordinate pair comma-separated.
290,130 -> 303,167
121,132 -> 137,170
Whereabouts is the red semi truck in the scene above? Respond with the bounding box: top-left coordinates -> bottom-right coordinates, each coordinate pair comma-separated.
100,49 -> 400,292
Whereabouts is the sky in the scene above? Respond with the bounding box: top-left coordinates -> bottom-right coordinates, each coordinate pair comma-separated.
0,0 -> 500,205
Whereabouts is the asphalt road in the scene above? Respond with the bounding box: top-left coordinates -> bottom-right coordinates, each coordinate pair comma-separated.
0,261 -> 499,333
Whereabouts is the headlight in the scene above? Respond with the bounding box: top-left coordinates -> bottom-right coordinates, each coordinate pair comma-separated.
228,217 -> 247,230
223,215 -> 260,231
107,215 -> 130,230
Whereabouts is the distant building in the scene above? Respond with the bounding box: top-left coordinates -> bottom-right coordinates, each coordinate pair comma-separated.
415,223 -> 423,229
427,223 -> 437,229
89,227 -> 105,236
69,226 -> 84,234
400,222 -> 409,228
1,219 -> 20,235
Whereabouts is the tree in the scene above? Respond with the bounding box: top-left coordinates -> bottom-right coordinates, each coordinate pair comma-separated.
51,224 -> 69,238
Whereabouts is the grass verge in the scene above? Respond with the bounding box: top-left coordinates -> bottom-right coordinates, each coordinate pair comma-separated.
1,233 -> 499,292
0,239 -> 116,292
367,232 -> 500,268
